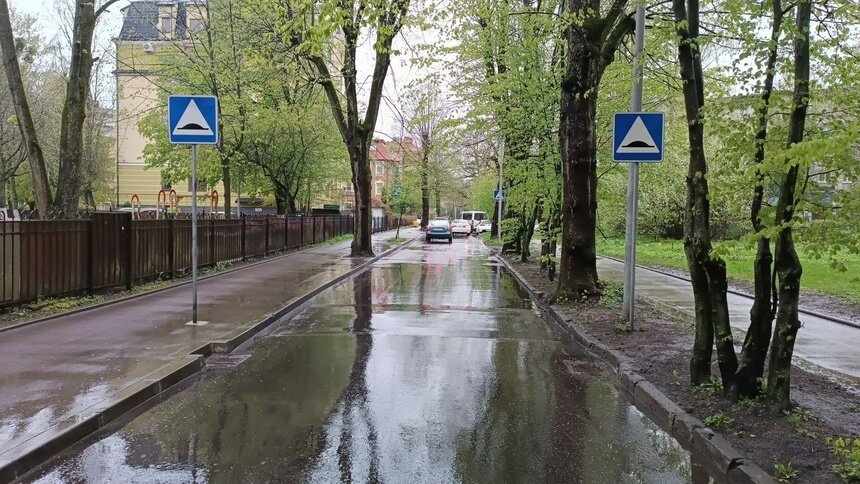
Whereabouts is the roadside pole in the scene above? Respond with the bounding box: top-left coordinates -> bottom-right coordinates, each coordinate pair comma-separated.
191,144 -> 198,324
168,95 -> 218,326
497,140 -> 504,243
622,1 -> 646,329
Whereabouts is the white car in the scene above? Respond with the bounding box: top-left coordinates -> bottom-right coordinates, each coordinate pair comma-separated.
450,219 -> 471,236
476,220 -> 492,233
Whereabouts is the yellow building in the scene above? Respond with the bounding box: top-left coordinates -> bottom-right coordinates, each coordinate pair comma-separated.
114,1 -> 222,208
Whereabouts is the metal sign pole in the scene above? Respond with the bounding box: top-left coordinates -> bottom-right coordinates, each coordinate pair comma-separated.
497,139 -> 504,242
191,144 -> 198,324
622,1 -> 646,329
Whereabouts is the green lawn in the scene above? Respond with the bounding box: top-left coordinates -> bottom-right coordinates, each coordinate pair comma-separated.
597,238 -> 860,304
479,231 -> 503,247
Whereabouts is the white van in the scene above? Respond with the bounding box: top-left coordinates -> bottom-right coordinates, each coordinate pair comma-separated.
458,211 -> 486,234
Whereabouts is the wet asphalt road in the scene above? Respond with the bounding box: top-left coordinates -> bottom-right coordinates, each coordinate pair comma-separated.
25,237 -> 692,483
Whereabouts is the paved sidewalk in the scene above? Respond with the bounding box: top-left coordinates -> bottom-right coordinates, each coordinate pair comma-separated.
0,230 -> 407,470
597,257 -> 860,381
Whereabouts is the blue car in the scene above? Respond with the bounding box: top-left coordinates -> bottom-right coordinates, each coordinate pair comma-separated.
425,220 -> 453,244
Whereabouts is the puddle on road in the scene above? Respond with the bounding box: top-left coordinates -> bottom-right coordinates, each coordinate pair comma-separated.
25,244 -> 695,483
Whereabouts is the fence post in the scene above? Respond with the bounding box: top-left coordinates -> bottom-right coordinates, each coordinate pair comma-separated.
168,218 -> 175,277
283,216 -> 287,249
122,212 -> 133,290
265,216 -> 270,254
209,218 -> 216,266
86,218 -> 94,296
241,215 -> 247,261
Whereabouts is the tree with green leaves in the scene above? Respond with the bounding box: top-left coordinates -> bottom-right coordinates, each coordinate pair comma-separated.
0,0 -> 52,215
257,0 -> 412,256
445,0 -> 565,263
556,0 -> 635,298
666,0 -> 860,405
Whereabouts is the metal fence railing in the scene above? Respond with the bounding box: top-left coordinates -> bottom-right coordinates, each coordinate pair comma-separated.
0,213 -> 365,307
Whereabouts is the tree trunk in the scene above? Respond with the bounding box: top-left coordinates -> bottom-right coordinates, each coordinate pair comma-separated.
0,171 -> 5,206
275,192 -> 288,215
350,139 -> 374,257
674,0 -> 738,390
434,180 -> 441,216
766,0 -> 810,411
520,201 -> 540,262
56,0 -> 99,213
9,171 -> 17,209
540,202 -> 561,274
221,157 -> 232,218
82,187 -> 96,210
735,0 -> 785,399
0,0 -> 52,216
420,148 -> 430,227
557,54 -> 600,298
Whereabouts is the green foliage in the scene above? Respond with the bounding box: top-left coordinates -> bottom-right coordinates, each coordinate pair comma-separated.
704,411 -> 735,429
468,172 -> 499,216
670,370 -> 682,386
773,462 -> 799,483
479,231 -> 502,248
598,280 -> 623,309
786,409 -> 818,439
445,0 -> 564,257
826,437 -> 860,482
692,376 -> 724,397
598,238 -> 860,303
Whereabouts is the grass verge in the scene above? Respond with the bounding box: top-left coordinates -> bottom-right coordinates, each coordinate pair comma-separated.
479,231 -> 502,247
597,237 -> 860,303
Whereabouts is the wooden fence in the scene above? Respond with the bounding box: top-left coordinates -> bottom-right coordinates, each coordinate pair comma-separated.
0,213 -> 388,307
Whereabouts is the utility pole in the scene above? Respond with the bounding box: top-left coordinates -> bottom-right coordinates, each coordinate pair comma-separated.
622,1 -> 646,329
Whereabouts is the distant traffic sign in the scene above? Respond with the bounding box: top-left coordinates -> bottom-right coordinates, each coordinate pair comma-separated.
168,95 -> 219,145
493,190 -> 505,201
612,112 -> 664,162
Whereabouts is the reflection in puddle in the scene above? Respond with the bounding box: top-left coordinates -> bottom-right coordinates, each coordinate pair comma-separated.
27,246 -> 693,483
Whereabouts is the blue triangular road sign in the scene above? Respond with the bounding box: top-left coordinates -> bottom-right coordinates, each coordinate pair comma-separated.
613,112 -> 664,162
168,95 -> 219,145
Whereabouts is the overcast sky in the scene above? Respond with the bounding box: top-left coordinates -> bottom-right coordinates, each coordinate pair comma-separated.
8,0 -> 443,141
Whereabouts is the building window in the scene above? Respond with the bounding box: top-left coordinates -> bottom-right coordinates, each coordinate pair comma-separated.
376,163 -> 384,176
375,181 -> 383,196
160,17 -> 174,36
188,178 -> 207,192
189,19 -> 204,32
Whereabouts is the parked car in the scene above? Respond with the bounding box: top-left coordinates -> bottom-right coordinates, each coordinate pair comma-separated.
451,219 -> 471,237
425,219 -> 453,244
459,211 -> 486,234
476,220 -> 492,234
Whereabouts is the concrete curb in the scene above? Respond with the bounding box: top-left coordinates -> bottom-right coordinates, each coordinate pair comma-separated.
0,233 -> 375,336
0,235 -> 416,483
495,255 -> 776,484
